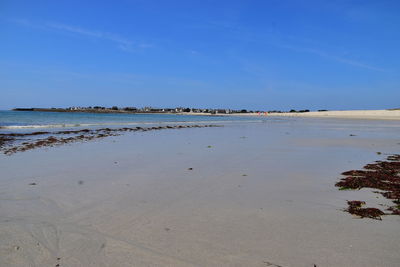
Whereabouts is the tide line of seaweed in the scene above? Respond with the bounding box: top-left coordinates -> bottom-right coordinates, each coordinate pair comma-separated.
0,124 -> 220,155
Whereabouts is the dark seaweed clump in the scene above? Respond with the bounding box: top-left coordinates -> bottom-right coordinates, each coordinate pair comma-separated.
336,154 -> 400,219
346,201 -> 385,220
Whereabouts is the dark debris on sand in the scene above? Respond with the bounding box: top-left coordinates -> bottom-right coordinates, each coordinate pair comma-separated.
346,201 -> 385,220
0,124 -> 220,155
336,154 -> 400,219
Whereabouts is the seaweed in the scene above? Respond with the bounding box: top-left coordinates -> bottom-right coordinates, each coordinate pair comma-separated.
346,201 -> 385,220
336,154 -> 400,219
1,124 -> 221,155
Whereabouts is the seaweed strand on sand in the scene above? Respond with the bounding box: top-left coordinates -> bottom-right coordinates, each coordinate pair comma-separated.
0,124 -> 220,155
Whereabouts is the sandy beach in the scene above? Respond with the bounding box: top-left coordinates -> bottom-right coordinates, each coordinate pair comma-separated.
267,110 -> 400,120
175,109 -> 400,121
1,118 -> 400,266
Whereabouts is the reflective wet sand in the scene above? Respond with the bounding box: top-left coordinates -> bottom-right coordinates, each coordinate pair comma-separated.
1,118 -> 399,266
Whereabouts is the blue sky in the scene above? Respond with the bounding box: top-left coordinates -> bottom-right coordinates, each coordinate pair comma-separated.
1,0 -> 399,110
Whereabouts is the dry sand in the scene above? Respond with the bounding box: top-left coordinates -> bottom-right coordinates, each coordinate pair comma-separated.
0,118 -> 399,266
176,109 -> 400,121
267,109 -> 400,120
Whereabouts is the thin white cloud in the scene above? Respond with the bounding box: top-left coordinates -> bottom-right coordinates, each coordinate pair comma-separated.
47,23 -> 132,46
191,20 -> 385,72
48,23 -> 103,38
280,44 -> 386,72
11,18 -> 152,52
10,18 -> 383,70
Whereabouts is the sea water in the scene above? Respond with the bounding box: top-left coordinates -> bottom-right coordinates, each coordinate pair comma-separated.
0,110 -> 267,131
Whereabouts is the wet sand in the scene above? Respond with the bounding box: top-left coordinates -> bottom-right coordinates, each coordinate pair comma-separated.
0,118 -> 399,266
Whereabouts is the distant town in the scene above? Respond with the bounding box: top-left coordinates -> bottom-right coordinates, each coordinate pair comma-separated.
12,106 -> 318,114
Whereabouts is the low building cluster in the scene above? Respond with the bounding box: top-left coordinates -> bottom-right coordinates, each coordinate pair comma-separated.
64,106 -> 262,114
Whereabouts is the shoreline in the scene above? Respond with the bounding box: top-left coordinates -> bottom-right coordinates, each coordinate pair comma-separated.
7,108 -> 400,120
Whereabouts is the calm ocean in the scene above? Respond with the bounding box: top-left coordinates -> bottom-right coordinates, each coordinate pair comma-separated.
0,110 -> 266,130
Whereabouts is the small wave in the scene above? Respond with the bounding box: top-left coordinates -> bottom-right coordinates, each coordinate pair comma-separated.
0,122 -> 140,129
0,119 -> 265,129
1,124 -> 83,129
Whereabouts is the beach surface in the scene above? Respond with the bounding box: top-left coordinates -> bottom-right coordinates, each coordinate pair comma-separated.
267,109 -> 400,120
1,118 -> 399,266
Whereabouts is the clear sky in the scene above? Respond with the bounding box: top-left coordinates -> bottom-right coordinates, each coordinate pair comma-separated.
1,0 -> 399,110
